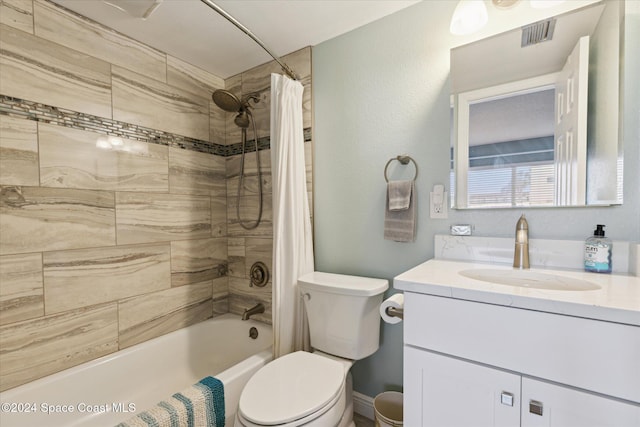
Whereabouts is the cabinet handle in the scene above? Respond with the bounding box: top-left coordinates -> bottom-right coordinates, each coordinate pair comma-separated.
529,400 -> 544,416
500,392 -> 514,406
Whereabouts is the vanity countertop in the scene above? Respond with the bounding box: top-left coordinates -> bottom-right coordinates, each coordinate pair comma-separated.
394,259 -> 640,326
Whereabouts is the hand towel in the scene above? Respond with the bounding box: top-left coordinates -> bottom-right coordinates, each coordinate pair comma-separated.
384,181 -> 416,242
388,180 -> 413,211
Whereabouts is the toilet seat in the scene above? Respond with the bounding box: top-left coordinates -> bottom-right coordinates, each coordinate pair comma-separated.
237,351 -> 346,426
236,383 -> 345,427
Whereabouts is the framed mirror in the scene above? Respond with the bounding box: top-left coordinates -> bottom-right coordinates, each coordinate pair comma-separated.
450,0 -> 623,209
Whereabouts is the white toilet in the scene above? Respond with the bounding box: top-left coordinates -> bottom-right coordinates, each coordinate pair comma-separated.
235,272 -> 389,427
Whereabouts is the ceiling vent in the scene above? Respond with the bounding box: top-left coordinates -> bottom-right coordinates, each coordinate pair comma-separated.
521,18 -> 556,47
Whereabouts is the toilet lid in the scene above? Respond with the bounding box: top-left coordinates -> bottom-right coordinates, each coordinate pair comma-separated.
239,351 -> 345,425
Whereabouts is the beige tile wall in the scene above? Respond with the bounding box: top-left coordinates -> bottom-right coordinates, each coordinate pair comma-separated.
223,48 -> 313,324
0,0 -> 313,392
38,123 -> 170,191
0,0 -> 33,33
0,23 -> 112,118
0,116 -> 39,186
0,0 -> 227,391
0,303 -> 119,392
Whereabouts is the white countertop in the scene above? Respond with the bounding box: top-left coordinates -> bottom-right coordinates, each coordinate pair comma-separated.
394,259 -> 640,326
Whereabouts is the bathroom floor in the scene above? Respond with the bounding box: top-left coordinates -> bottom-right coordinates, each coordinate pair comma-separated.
354,413 -> 375,427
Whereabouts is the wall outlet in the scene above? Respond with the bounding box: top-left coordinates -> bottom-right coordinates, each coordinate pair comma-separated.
430,185 -> 448,219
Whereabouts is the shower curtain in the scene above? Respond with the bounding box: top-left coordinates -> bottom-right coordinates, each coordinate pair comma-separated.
270,73 -> 315,358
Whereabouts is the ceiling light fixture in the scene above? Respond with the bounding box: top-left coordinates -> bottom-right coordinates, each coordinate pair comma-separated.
450,0 -> 566,35
450,0 -> 489,35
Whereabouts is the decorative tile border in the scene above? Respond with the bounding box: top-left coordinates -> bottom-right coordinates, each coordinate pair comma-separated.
0,95 -> 225,155
0,95 -> 311,157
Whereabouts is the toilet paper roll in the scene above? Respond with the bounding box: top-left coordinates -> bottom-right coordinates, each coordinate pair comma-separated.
380,293 -> 404,324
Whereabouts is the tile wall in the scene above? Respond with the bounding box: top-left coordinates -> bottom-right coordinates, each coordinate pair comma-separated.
0,0 -> 313,391
223,48 -> 313,324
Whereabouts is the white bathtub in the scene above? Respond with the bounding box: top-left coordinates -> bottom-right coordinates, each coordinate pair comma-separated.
0,313 -> 272,427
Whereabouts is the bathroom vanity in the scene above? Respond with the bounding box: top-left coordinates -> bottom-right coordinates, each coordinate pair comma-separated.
395,258 -> 640,426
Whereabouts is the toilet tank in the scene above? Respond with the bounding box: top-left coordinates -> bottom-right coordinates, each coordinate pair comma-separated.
298,272 -> 389,360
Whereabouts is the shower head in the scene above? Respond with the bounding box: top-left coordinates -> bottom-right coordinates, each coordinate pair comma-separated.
213,90 -> 260,130
212,89 -> 242,112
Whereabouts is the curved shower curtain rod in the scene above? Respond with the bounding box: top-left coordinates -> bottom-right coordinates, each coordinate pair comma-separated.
199,0 -> 300,81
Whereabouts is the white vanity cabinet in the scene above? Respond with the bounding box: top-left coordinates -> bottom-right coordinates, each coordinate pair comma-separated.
400,290 -> 640,427
405,346 -> 640,427
520,377 -> 640,427
405,346 -> 521,426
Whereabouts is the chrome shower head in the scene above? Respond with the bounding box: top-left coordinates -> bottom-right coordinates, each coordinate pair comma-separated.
212,89 -> 242,112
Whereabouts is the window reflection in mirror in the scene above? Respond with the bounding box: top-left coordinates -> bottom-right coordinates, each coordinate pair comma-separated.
466,88 -> 555,208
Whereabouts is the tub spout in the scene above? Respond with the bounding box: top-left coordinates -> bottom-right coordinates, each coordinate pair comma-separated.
242,303 -> 265,320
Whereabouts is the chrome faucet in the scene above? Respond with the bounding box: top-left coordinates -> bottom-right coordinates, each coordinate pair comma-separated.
242,303 -> 265,320
513,214 -> 530,269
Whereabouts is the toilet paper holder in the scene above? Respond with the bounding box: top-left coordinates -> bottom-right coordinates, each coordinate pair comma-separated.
385,306 -> 404,320
380,293 -> 404,324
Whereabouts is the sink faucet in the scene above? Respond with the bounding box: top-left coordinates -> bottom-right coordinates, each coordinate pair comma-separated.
513,214 -> 530,269
242,303 -> 265,320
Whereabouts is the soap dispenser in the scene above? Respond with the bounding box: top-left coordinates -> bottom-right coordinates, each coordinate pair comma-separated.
584,224 -> 612,273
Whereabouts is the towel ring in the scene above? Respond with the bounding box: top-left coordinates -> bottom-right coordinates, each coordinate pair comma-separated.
384,155 -> 418,183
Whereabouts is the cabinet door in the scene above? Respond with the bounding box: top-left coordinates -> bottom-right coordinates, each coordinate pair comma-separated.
521,377 -> 640,427
405,346 -> 521,427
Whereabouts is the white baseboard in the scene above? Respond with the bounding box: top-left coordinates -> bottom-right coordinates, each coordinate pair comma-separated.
352,391 -> 375,420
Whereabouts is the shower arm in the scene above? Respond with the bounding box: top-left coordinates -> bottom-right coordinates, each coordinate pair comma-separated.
199,0 -> 300,81
244,94 -> 261,108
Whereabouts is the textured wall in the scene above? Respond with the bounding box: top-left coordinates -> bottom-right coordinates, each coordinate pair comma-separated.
0,0 -> 228,391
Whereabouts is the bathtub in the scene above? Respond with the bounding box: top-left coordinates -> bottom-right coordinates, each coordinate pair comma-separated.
0,313 -> 272,427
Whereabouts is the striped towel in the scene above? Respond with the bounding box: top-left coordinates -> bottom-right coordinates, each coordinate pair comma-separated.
116,376 -> 225,427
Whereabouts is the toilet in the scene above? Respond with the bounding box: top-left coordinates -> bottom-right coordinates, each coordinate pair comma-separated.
235,272 -> 389,427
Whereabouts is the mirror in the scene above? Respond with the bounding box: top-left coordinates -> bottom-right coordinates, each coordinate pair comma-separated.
450,1 -> 623,209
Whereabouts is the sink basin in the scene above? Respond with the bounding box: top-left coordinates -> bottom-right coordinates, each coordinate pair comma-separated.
459,268 -> 601,291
